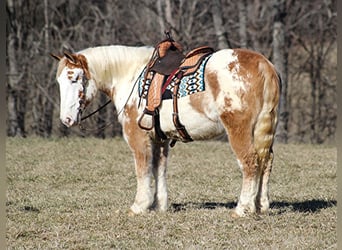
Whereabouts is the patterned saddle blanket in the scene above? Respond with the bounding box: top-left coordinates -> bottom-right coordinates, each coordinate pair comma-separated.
138,54 -> 212,99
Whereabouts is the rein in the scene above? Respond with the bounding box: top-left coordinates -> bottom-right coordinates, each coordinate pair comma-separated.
77,76 -> 113,132
78,99 -> 113,132
80,99 -> 112,122
78,68 -> 143,132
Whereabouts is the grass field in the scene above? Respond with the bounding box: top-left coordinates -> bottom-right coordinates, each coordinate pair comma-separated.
6,137 -> 336,249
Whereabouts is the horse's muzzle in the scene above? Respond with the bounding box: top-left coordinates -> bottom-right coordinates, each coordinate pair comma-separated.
61,116 -> 76,127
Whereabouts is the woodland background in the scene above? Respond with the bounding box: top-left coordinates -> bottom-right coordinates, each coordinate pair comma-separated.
6,0 -> 337,143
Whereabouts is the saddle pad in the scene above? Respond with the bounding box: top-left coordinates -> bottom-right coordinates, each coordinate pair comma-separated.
138,54 -> 212,99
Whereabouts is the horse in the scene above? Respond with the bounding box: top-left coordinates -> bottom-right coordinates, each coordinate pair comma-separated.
51,44 -> 281,217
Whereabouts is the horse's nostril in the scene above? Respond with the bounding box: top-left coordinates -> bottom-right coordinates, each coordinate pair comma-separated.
62,116 -> 74,127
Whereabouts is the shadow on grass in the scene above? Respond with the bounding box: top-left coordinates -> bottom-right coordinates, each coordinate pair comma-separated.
171,201 -> 236,212
270,199 -> 337,213
171,199 -> 336,213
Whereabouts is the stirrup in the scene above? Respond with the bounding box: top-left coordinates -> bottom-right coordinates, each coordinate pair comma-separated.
138,109 -> 154,130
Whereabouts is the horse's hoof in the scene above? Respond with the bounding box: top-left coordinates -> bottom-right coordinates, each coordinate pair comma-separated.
128,208 -> 137,217
229,209 -> 244,218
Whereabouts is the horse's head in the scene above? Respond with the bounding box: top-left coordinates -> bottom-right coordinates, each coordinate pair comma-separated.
51,52 -> 95,127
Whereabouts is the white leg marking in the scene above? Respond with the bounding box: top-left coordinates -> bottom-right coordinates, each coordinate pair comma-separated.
130,175 -> 154,214
152,142 -> 169,212
235,176 -> 259,216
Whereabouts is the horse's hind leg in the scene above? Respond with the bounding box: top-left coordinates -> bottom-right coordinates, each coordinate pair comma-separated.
232,144 -> 261,216
256,149 -> 274,213
151,140 -> 170,212
225,108 -> 277,217
221,112 -> 261,217
254,108 -> 278,213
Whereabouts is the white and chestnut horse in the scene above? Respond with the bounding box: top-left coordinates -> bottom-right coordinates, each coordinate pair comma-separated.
51,45 -> 281,217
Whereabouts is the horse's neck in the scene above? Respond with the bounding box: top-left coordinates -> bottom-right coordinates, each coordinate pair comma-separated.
84,45 -> 152,94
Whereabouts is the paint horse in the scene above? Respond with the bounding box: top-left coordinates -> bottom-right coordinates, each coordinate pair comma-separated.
51,44 -> 281,217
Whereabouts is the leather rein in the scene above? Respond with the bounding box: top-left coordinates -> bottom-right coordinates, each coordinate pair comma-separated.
80,99 -> 112,122
78,99 -> 113,132
77,70 -> 140,132
76,75 -> 114,132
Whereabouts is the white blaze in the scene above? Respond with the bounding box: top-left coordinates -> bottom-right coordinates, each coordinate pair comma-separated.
57,67 -> 84,127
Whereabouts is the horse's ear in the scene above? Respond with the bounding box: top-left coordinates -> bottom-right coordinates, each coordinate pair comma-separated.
64,51 -> 76,63
50,53 -> 62,61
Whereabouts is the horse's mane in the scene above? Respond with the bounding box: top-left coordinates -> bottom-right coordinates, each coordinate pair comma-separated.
78,45 -> 153,82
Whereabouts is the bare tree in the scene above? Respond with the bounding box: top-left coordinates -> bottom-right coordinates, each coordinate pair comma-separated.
272,0 -> 288,143
211,0 -> 230,49
156,0 -> 166,34
286,0 -> 336,143
238,0 -> 247,48
248,0 -> 268,53
5,0 -> 336,143
42,0 -> 55,137
7,0 -> 26,137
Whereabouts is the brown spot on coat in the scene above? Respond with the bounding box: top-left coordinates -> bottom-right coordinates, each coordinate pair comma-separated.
56,53 -> 91,80
123,101 -> 151,178
205,71 -> 220,100
189,93 -> 205,115
232,49 -> 265,84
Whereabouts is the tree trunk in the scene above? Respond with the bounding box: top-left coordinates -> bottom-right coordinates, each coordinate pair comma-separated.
164,0 -> 176,32
238,0 -> 247,48
43,0 -> 54,137
156,0 -> 166,34
211,0 -> 230,49
7,0 -> 26,137
309,50 -> 318,143
7,35 -> 23,137
272,0 -> 288,143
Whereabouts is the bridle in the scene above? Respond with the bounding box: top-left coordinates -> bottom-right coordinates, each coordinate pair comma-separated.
76,75 -> 113,132
76,75 -> 88,125
75,65 -> 141,132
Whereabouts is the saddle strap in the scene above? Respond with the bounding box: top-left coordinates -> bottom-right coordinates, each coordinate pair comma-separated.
172,71 -> 193,143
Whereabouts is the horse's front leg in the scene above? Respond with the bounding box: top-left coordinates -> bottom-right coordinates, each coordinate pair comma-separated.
123,111 -> 154,214
129,137 -> 154,214
122,103 -> 156,214
151,140 -> 170,212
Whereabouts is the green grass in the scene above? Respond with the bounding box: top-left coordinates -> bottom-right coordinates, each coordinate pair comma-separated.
6,137 -> 336,249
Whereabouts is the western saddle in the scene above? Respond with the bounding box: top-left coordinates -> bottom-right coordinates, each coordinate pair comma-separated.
138,32 -> 214,146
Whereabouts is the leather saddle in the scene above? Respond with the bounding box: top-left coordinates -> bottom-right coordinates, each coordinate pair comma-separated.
138,32 -> 214,144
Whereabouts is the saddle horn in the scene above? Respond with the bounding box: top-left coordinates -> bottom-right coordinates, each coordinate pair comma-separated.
164,30 -> 174,42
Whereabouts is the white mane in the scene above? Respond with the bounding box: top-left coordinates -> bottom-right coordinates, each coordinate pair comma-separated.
78,45 -> 153,90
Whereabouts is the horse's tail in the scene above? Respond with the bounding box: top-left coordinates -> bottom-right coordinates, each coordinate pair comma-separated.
253,61 -> 281,160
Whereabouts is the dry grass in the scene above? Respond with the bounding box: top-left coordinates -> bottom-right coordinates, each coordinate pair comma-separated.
6,137 -> 336,249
